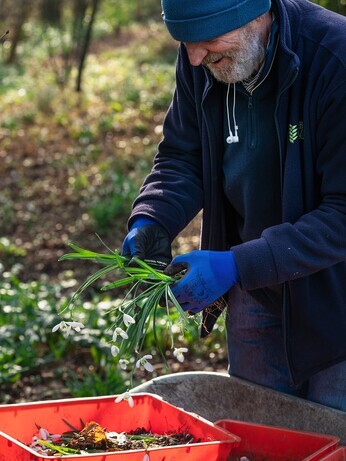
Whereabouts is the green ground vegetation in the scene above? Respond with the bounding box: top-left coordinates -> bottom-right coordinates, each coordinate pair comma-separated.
0,5 -> 225,403
0,0 -> 343,403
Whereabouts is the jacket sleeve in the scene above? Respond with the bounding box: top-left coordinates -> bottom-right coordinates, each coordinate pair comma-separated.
129,46 -> 204,241
232,79 -> 346,290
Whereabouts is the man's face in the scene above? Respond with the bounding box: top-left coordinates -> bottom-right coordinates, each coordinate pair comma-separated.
184,14 -> 269,84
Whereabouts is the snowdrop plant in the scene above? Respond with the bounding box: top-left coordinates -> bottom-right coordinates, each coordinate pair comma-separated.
52,320 -> 85,337
136,354 -> 154,372
114,390 -> 135,408
173,347 -> 188,363
56,242 -> 191,406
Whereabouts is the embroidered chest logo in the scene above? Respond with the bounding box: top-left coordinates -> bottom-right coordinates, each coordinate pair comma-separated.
288,122 -> 304,144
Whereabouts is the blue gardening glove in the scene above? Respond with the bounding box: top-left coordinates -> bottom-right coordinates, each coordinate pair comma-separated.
165,250 -> 239,314
122,217 -> 172,269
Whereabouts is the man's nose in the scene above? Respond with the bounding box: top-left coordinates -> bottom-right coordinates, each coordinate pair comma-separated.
184,42 -> 208,66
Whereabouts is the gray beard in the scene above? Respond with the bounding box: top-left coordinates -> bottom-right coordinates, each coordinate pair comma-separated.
206,32 -> 266,84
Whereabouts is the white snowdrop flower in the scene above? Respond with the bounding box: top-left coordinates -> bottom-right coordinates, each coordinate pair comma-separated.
38,427 -> 49,440
68,321 -> 84,332
107,432 -> 128,445
123,313 -> 136,327
136,354 -> 154,372
173,347 -> 188,363
115,391 -> 134,408
52,321 -> 84,336
112,327 -> 128,342
111,345 -> 120,357
116,432 -> 128,445
143,454 -> 150,461
119,359 -> 129,370
52,321 -> 67,333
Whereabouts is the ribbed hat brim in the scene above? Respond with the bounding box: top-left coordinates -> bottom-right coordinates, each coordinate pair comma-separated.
162,0 -> 271,42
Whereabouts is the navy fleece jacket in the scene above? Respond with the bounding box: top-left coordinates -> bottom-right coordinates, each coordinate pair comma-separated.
129,0 -> 346,384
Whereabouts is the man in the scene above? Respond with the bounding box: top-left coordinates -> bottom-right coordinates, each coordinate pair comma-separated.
122,0 -> 346,410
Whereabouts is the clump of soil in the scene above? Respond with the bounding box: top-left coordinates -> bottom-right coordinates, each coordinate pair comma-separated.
28,420 -> 198,456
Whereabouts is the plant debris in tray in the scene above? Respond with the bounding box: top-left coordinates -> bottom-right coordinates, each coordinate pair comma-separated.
28,420 -> 198,456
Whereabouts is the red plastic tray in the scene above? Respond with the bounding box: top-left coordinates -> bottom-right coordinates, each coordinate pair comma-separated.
215,419 -> 340,461
0,393 -> 240,460
318,447 -> 346,461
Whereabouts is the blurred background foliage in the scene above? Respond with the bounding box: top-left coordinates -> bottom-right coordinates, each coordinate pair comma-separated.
315,0 -> 346,13
0,0 -> 344,403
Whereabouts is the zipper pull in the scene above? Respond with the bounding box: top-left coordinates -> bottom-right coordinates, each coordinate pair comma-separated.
248,96 -> 253,109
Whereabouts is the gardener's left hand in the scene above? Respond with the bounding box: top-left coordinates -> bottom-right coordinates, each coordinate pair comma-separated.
164,250 -> 239,313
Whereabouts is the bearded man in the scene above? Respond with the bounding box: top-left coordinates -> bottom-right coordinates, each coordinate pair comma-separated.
122,0 -> 346,410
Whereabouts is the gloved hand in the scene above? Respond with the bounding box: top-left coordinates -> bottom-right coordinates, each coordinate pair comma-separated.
165,250 -> 239,313
122,217 -> 172,269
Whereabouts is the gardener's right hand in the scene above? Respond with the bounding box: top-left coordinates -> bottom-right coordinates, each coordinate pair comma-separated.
122,217 -> 172,269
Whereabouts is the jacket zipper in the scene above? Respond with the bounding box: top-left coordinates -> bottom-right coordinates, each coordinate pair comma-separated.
275,64 -> 300,384
246,36 -> 279,149
242,34 -> 300,382
201,73 -> 217,246
249,35 -> 280,96
247,96 -> 255,149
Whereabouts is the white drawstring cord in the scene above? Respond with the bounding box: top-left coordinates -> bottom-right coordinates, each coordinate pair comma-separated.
226,83 -> 239,144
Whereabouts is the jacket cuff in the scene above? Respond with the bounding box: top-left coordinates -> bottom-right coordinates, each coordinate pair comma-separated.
129,204 -> 183,241
231,237 -> 279,290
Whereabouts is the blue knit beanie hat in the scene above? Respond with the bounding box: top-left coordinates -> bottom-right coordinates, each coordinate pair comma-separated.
161,0 -> 271,42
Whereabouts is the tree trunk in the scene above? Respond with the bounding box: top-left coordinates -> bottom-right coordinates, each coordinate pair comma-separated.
5,0 -> 31,64
75,0 -> 101,92
39,0 -> 63,25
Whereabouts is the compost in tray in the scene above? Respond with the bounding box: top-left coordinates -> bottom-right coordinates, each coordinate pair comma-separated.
28,419 -> 198,456
0,394 -> 240,461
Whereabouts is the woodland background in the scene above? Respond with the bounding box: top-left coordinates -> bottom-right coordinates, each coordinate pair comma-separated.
0,0 -> 344,403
